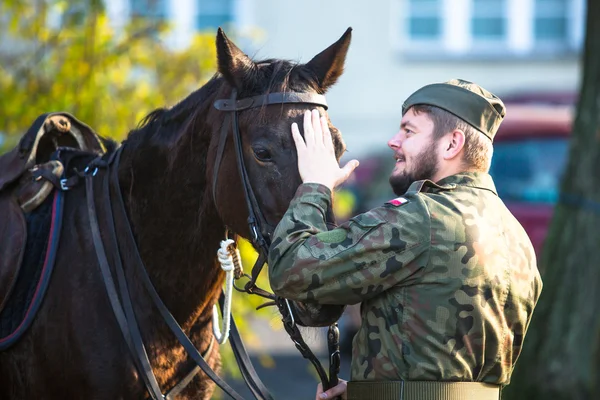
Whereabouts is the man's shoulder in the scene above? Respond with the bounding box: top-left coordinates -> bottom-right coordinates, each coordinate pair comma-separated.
367,191 -> 431,227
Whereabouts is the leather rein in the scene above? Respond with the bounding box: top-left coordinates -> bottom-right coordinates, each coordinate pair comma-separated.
77,88 -> 340,399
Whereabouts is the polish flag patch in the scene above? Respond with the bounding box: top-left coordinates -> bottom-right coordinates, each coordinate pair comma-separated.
387,197 -> 409,206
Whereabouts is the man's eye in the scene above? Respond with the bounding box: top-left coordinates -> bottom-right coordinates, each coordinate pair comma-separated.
253,148 -> 272,161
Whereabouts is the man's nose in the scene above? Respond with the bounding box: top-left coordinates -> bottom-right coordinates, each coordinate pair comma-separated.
388,131 -> 403,150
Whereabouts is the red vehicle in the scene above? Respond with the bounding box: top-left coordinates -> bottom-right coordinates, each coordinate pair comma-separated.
489,103 -> 572,256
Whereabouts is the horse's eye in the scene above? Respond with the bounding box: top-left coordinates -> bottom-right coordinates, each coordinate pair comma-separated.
253,147 -> 272,162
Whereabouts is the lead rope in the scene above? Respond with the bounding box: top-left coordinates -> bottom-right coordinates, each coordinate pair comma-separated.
212,238 -> 243,344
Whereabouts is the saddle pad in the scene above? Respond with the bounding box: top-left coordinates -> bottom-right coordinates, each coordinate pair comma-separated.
0,190 -> 63,350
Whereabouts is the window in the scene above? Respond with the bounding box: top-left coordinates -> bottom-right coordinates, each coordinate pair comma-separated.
407,0 -> 442,40
471,0 -> 506,40
395,0 -> 584,58
534,0 -> 569,42
130,0 -> 167,21
197,0 -> 233,31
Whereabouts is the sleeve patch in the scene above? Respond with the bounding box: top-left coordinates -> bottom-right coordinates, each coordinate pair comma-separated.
386,197 -> 409,207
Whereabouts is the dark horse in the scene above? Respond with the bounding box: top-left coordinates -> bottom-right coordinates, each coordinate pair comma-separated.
0,29 -> 351,399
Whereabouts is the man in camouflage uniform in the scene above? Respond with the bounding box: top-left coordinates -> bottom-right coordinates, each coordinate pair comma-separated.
268,79 -> 543,400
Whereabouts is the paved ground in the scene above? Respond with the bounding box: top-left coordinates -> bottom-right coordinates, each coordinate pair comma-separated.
221,353 -> 351,400
216,318 -> 352,400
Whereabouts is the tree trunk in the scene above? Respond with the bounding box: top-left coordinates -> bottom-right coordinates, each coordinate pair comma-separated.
504,1 -> 600,399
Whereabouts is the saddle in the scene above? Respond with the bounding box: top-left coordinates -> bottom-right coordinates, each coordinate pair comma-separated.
0,113 -> 107,314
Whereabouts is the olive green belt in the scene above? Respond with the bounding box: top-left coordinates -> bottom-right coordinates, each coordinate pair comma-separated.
347,381 -> 501,400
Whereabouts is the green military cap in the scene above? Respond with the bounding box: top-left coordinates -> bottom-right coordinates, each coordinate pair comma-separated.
402,79 -> 506,141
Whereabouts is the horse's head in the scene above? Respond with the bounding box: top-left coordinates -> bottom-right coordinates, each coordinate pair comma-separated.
208,29 -> 352,327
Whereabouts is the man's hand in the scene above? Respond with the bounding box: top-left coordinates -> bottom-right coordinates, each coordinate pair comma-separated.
315,379 -> 348,399
292,110 -> 359,191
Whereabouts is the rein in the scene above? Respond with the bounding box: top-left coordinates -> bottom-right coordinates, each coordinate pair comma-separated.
84,148 -> 253,399
213,89 -> 341,395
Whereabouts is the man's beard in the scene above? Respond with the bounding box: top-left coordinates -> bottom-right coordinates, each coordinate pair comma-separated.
389,143 -> 439,196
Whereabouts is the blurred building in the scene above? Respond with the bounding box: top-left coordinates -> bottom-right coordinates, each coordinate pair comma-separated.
105,0 -> 585,156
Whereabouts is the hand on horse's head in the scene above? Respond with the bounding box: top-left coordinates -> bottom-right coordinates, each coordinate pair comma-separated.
292,109 -> 359,191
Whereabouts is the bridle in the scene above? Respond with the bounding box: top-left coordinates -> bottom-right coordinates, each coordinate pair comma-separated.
78,88 -> 341,400
212,89 -> 330,296
212,89 -> 341,397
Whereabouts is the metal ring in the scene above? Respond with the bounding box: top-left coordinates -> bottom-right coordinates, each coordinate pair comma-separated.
232,273 -> 252,293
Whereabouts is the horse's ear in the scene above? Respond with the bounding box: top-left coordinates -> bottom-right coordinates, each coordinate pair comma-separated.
305,27 -> 352,92
216,28 -> 256,90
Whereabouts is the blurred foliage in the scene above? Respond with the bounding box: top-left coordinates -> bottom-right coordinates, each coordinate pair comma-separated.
0,0 -> 216,153
0,0 -> 273,380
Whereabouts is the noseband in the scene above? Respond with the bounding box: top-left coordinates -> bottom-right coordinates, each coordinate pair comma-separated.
212,89 -> 341,397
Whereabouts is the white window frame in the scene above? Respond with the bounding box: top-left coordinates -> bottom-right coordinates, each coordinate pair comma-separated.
391,0 -> 585,59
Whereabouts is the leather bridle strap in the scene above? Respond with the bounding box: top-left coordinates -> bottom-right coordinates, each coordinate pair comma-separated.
221,294 -> 274,400
212,89 -> 342,395
108,147 -> 247,400
86,165 -> 163,400
213,89 -> 329,295
86,147 -> 246,400
213,92 -> 328,112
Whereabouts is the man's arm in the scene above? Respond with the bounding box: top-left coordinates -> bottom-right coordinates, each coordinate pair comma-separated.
268,182 -> 430,305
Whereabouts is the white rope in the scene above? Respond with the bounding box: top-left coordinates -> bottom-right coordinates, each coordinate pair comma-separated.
212,238 -> 239,344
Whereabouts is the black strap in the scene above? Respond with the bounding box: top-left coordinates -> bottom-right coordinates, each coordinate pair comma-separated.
214,90 -> 274,299
275,298 -> 330,388
32,167 -> 62,189
108,149 -> 247,400
86,147 -> 246,399
229,91 -> 270,248
328,323 -> 341,397
222,294 -> 275,400
100,161 -> 166,399
214,92 -> 328,112
165,337 -> 214,400
212,91 -> 237,207
213,88 -> 339,395
86,172 -> 164,400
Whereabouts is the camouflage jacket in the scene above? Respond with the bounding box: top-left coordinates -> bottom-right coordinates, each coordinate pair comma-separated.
268,172 -> 542,384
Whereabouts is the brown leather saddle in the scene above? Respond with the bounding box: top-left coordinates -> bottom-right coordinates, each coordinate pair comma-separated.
0,113 -> 106,314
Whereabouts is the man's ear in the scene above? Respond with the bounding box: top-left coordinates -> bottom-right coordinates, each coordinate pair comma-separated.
442,129 -> 466,160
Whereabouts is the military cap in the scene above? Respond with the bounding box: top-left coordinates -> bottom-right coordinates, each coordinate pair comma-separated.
402,79 -> 506,141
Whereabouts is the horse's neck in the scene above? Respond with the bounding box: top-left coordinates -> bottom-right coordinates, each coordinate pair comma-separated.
118,125 -> 224,326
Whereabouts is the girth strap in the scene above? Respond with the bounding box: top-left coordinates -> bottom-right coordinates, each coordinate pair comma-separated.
347,381 -> 501,400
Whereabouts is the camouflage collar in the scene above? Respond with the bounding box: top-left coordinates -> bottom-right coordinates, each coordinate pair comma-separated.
407,172 -> 498,196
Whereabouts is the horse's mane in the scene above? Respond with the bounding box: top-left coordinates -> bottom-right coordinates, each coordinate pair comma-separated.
125,59 -> 320,147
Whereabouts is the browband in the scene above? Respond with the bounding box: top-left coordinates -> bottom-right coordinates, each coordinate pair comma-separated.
214,92 -> 328,112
